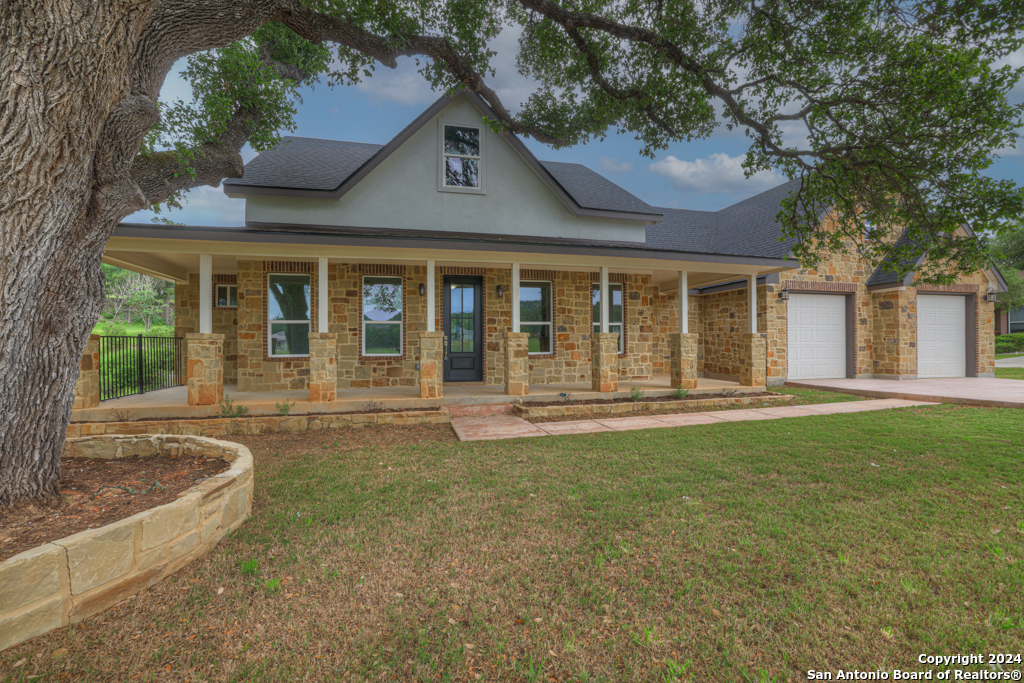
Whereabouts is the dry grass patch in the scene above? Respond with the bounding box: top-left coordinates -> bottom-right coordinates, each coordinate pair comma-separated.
1,408 -> 1021,682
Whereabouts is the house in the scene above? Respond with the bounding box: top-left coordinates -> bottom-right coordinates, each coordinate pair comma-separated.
91,89 -> 1008,412
995,271 -> 1024,336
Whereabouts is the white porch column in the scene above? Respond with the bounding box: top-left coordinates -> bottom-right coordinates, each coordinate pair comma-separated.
198,253 -> 212,334
599,266 -> 610,333
318,257 -> 329,332
511,262 -> 521,332
678,270 -> 688,334
426,259 -> 436,332
748,274 -> 758,334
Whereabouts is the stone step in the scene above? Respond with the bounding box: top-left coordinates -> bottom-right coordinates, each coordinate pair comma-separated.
447,403 -> 514,417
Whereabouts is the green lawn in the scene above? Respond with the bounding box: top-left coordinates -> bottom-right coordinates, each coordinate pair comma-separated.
995,352 -> 1024,360
995,367 -> 1024,380
2,406 -> 1021,682
91,319 -> 175,337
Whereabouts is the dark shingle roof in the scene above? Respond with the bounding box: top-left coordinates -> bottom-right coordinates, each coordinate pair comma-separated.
646,180 -> 802,258
866,231 -> 927,287
223,137 -> 383,191
539,160 -> 656,215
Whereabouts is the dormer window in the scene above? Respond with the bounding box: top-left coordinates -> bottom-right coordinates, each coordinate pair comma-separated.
440,123 -> 484,192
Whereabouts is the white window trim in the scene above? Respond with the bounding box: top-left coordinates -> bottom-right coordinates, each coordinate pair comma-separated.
266,273 -> 311,358
437,119 -> 485,194
591,282 -> 625,353
215,283 -> 237,308
520,280 -> 553,356
361,275 -> 404,357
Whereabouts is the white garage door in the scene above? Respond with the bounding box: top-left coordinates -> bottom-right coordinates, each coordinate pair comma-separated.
788,293 -> 847,380
917,294 -> 966,378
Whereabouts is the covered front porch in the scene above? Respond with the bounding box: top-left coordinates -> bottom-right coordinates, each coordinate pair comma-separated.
71,374 -> 756,422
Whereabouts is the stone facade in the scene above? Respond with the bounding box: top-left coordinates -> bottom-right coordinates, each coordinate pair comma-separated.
418,331 -> 444,398
186,333 -> 224,406
0,435 -> 252,652
591,332 -> 620,392
307,333 -> 337,402
737,333 -> 767,387
504,332 -> 529,396
174,274 -> 239,385
669,332 -> 699,389
73,335 -> 100,409
870,289 -> 916,378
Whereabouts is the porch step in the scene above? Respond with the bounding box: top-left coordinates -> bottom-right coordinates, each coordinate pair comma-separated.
447,403 -> 514,417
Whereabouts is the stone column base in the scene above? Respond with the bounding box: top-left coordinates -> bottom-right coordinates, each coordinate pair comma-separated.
591,332 -> 620,392
308,333 -> 337,402
73,334 -> 101,409
669,332 -> 699,390
738,333 -> 767,387
186,333 -> 224,406
504,332 -> 529,396
418,331 -> 444,399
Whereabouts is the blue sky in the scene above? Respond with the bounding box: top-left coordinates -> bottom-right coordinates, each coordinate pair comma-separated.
129,29 -> 1024,227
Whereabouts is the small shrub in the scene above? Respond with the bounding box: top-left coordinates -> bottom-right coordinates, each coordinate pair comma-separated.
218,394 -> 250,418
995,332 -> 1024,352
275,399 -> 295,416
362,399 -> 386,413
109,408 -> 132,422
559,392 -> 575,405
629,385 -> 646,402
240,559 -> 258,576
672,386 -> 689,400
997,343 -> 1016,354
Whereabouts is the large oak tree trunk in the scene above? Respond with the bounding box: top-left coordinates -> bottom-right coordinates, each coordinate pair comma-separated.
0,0 -> 155,506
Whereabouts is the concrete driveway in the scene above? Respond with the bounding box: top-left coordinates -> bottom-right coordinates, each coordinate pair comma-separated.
785,377 -> 1024,408
995,355 -> 1024,368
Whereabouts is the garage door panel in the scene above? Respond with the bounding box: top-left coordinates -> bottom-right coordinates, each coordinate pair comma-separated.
916,294 -> 966,378
788,293 -> 847,380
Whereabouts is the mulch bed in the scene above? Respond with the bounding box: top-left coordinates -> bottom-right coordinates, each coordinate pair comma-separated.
73,405 -> 443,423
522,390 -> 776,407
0,454 -> 229,559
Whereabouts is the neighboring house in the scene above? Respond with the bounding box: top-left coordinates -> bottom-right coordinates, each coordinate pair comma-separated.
995,271 -> 1024,336
98,89 -> 1007,409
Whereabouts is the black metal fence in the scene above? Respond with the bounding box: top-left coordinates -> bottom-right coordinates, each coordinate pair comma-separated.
99,335 -> 185,401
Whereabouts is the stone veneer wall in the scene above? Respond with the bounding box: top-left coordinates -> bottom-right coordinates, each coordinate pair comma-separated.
73,335 -> 100,410
651,290 -> 701,375
0,435 -> 252,652
174,274 -> 239,385
870,289 -> 917,378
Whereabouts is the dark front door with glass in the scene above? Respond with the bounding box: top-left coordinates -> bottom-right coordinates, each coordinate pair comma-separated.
443,276 -> 483,382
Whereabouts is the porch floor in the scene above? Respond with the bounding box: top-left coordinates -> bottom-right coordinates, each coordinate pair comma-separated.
73,374 -> 752,423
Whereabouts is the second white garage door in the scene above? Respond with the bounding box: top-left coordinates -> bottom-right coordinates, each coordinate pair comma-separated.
788,293 -> 847,380
917,294 -> 966,378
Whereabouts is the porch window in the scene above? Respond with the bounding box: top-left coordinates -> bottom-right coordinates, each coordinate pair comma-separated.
363,276 -> 403,356
216,284 -> 237,308
267,273 -> 311,357
520,281 -> 552,355
591,283 -> 624,353
443,125 -> 480,188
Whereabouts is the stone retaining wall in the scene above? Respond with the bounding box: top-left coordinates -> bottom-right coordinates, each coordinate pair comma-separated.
0,435 -> 254,652
66,409 -> 450,439
512,392 -> 794,419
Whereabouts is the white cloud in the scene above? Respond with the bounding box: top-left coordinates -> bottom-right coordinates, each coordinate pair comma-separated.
598,156 -> 634,174
649,152 -> 786,197
125,185 -> 245,227
355,66 -> 439,107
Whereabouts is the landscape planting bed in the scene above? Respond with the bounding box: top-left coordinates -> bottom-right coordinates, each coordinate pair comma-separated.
0,435 -> 253,652
514,391 -> 795,420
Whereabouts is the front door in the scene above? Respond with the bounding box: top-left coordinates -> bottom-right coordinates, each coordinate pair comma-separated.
443,276 -> 483,382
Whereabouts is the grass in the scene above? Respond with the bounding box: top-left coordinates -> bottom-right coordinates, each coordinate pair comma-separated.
770,385 -> 863,405
91,319 -> 175,337
2,406 -> 1021,682
995,352 -> 1024,360
995,367 -> 1024,380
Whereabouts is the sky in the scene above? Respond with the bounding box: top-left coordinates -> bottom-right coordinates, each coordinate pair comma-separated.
128,28 -> 1024,227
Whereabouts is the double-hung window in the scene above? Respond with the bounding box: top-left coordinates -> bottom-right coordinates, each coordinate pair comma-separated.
592,283 -> 624,353
442,125 -> 481,189
362,276 -> 403,356
520,281 -> 552,355
216,283 -> 237,308
267,273 -> 310,357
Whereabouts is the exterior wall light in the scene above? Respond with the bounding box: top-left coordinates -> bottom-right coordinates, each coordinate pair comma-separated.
497,285 -> 504,297
984,288 -> 997,303
778,286 -> 789,301
419,283 -> 426,296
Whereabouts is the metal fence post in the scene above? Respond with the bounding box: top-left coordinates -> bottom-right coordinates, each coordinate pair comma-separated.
137,334 -> 145,394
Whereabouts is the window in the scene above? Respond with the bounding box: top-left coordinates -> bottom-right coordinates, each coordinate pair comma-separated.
592,283 -> 624,353
520,281 -> 552,355
442,124 -> 480,188
267,274 -> 311,357
1011,306 -> 1024,333
363,276 -> 403,356
216,283 -> 237,308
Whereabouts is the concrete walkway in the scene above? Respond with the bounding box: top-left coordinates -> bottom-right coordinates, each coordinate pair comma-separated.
785,377 -> 1024,408
450,398 -> 936,442
996,355 -> 1024,368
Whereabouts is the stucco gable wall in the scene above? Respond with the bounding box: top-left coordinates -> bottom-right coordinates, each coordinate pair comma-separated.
244,97 -> 648,244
